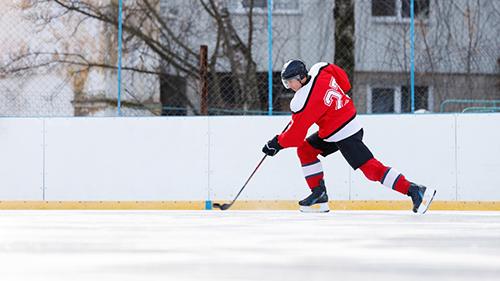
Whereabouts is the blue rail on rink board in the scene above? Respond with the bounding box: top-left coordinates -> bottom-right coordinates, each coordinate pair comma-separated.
410,0 -> 415,113
117,0 -> 123,115
267,0 -> 273,115
205,200 -> 212,210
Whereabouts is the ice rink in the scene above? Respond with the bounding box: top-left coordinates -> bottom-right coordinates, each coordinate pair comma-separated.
1,210 -> 499,281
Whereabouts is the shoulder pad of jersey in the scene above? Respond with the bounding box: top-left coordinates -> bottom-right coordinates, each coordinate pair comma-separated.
308,62 -> 329,76
289,62 -> 329,113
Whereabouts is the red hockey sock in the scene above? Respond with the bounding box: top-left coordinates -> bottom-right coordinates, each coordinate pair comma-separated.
297,142 -> 324,189
359,158 -> 387,181
393,174 -> 411,195
359,158 -> 411,195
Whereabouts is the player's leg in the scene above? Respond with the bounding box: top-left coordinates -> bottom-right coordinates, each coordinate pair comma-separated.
296,133 -> 338,213
336,129 -> 436,214
360,158 -> 436,213
359,158 -> 411,195
335,129 -> 410,193
297,141 -> 324,190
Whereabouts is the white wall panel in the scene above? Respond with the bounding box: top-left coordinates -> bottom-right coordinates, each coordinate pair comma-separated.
0,114 -> 498,202
351,114 -> 457,200
44,117 -> 209,200
456,114 -> 500,200
0,118 -> 44,200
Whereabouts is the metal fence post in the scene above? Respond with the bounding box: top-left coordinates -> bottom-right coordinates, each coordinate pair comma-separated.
267,0 -> 273,116
200,45 -> 208,115
117,0 -> 123,116
410,0 -> 415,113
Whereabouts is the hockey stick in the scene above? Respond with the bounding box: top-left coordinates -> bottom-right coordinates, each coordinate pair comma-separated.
212,154 -> 267,210
212,123 -> 290,211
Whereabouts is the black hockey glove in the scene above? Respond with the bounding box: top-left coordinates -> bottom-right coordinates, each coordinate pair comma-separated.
262,135 -> 283,156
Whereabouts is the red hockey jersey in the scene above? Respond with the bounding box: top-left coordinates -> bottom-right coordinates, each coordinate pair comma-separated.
277,63 -> 362,148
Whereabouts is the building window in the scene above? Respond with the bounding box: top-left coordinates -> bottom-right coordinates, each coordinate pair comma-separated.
160,74 -> 187,116
401,86 -> 429,112
209,72 -> 239,108
372,0 -> 396,17
273,0 -> 299,11
229,0 -> 299,13
401,0 -> 429,18
372,0 -> 429,20
371,88 -> 396,113
368,85 -> 431,113
242,0 -> 267,9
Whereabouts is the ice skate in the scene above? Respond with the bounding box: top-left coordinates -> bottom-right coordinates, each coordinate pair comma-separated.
407,183 -> 436,214
299,180 -> 329,213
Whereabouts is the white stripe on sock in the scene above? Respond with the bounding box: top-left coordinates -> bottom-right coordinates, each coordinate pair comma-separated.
302,161 -> 323,178
382,168 -> 400,189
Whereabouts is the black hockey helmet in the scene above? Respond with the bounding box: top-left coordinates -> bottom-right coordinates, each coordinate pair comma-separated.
281,59 -> 308,89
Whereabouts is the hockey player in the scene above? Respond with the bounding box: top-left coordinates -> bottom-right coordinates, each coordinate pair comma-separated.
262,60 -> 436,213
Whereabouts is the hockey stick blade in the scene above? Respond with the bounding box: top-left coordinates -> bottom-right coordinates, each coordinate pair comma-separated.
212,202 -> 231,210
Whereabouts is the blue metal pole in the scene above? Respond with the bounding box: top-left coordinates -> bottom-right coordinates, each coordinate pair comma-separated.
267,0 -> 273,115
410,0 -> 415,113
117,0 -> 123,116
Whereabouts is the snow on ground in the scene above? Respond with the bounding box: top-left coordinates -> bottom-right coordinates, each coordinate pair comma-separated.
0,210 -> 499,281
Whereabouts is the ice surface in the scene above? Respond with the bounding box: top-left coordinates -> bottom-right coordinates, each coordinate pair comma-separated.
0,210 -> 499,281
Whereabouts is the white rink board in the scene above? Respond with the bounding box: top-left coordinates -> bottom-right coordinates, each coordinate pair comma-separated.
350,114 -> 457,200
0,118 -> 44,200
43,117 -> 209,200
456,114 -> 500,200
0,113 -> 499,202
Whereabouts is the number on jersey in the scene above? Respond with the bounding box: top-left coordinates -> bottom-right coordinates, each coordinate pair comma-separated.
324,77 -> 345,109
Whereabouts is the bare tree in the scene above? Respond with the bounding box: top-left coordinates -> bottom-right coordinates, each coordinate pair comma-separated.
416,0 -> 499,111
200,0 -> 260,112
1,0 -> 263,115
334,0 -> 354,81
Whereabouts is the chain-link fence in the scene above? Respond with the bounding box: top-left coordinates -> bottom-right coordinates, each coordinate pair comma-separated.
1,0 -> 499,117
354,0 -> 500,114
